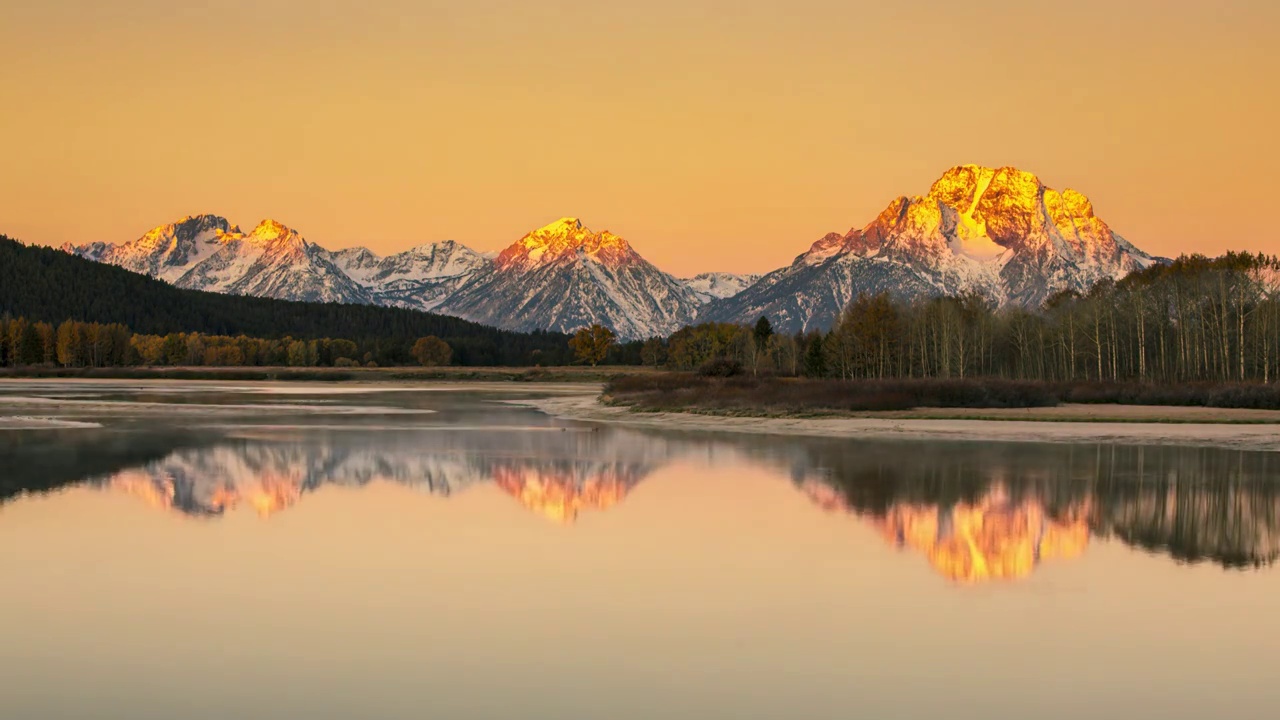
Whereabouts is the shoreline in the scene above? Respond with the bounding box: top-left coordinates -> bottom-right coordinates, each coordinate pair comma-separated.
514,394 -> 1280,452
0,377 -> 600,393
0,416 -> 103,430
0,379 -> 599,431
0,366 -> 644,384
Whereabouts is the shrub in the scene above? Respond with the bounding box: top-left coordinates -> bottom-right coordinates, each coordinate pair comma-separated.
698,358 -> 743,377
606,375 -> 1057,413
605,375 -> 1280,414
1061,381 -> 1280,410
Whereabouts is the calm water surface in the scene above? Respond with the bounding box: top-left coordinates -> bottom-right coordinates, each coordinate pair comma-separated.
1,381 -> 1277,720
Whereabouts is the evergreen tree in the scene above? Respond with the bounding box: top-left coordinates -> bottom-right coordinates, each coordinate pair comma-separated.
753,316 -> 773,349
803,333 -> 827,378
19,321 -> 43,365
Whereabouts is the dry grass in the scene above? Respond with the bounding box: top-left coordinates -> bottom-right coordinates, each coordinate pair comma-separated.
1059,381 -> 1280,410
605,374 -> 1058,414
605,374 -> 1280,414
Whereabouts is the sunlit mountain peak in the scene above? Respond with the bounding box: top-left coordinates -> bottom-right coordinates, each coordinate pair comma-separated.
709,164 -> 1156,332
494,217 -> 637,271
540,217 -> 584,233
243,219 -> 304,246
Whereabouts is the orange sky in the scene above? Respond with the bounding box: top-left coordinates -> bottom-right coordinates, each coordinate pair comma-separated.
2,0 -> 1278,275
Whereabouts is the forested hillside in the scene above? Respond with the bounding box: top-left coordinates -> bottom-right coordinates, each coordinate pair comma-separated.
0,236 -> 570,365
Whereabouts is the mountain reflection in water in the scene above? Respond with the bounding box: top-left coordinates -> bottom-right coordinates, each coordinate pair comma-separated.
5,428 -> 1278,581
782,442 -> 1279,580
803,480 -> 1091,583
78,429 -> 660,523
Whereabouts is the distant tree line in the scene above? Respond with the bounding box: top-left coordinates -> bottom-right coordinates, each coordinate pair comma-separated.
0,317 -> 464,369
638,253 -> 1280,383
0,235 -> 572,366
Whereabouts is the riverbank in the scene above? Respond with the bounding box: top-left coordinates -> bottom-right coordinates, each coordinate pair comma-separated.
0,365 -> 646,383
0,378 -> 601,431
0,416 -> 103,430
515,394 -> 1280,451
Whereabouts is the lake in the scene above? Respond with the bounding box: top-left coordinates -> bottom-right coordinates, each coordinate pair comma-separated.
2,381 -> 1277,720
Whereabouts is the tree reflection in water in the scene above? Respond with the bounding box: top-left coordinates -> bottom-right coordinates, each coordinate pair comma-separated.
4,428 -> 1277,578
775,441 -> 1280,578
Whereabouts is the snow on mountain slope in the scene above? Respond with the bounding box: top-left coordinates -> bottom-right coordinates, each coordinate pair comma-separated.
708,165 -> 1156,333
172,219 -> 372,304
681,272 -> 761,303
61,240 -> 111,262
331,240 -> 491,312
439,218 -> 704,340
64,214 -> 241,283
61,167 -> 1156,337
64,215 -> 371,304
65,214 -> 490,311
327,246 -> 383,283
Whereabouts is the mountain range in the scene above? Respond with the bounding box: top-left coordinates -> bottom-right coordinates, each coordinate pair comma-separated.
0,235 -> 572,365
63,165 -> 1158,338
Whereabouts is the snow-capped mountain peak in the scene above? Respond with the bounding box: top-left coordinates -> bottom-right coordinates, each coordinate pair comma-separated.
372,240 -> 490,285
62,166 -> 1158,339
541,217 -> 584,234
438,219 -> 702,339
840,163 -> 1153,286
404,239 -> 471,260
63,214 -> 494,312
242,218 -> 302,246
706,165 -> 1157,332
168,218 -> 369,304
327,246 -> 382,280
681,272 -> 761,303
496,217 -> 638,271
62,213 -> 241,283
136,213 -> 239,251
323,239 -> 492,313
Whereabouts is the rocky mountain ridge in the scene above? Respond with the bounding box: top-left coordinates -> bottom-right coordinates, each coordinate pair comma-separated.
63,166 -> 1158,337
436,218 -> 706,338
705,165 -> 1157,332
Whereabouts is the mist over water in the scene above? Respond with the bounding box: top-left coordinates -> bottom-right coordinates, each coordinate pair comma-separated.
2,383 -> 1277,719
